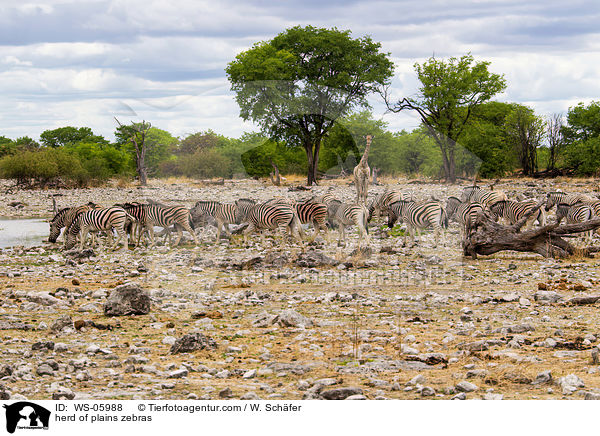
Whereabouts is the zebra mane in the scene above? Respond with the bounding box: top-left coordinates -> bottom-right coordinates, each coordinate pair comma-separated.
50,207 -> 70,223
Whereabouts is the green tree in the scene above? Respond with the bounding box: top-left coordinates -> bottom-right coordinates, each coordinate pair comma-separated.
460,101 -> 517,178
562,101 -> 600,175
383,54 -> 506,182
226,25 -> 394,185
504,105 -> 545,176
40,126 -> 108,148
563,101 -> 600,142
177,130 -> 222,155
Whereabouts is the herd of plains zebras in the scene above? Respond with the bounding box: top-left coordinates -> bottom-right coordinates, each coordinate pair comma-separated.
46,186 -> 600,253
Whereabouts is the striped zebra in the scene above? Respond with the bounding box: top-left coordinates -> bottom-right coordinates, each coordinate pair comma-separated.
331,203 -> 370,247
234,198 -> 257,223
48,203 -> 97,243
120,203 -> 198,247
489,200 -> 546,228
461,186 -> 508,209
556,202 -> 595,241
190,201 -> 239,241
445,197 -> 485,237
368,189 -> 411,220
64,207 -> 134,251
294,200 -> 329,242
242,203 -> 304,246
545,191 -> 594,212
311,192 -> 337,206
587,200 -> 600,217
387,200 -> 448,247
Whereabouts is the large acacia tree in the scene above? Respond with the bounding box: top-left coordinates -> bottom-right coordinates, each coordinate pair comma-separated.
226,26 -> 394,185
382,54 -> 506,183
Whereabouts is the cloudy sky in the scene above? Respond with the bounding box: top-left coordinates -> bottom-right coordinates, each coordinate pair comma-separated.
1,0 -> 599,142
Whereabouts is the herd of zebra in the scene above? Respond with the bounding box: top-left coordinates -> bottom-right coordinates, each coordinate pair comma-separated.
46,186 -> 600,252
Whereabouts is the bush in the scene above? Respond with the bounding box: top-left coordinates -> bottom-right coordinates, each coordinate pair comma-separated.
0,147 -> 126,187
181,148 -> 232,179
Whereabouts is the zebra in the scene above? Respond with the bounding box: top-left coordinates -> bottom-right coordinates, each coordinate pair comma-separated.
556,202 -> 595,241
48,202 -> 97,243
331,203 -> 370,247
234,198 -> 257,223
445,197 -> 485,237
294,200 -> 329,243
64,207 -> 134,251
545,191 -> 594,212
242,203 -> 304,246
461,186 -> 508,209
387,200 -> 448,247
489,200 -> 546,229
311,192 -> 337,206
119,203 -> 198,247
368,189 -> 411,221
190,201 -> 239,241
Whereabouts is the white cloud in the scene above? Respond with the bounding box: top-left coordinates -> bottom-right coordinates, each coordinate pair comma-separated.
0,0 -> 598,141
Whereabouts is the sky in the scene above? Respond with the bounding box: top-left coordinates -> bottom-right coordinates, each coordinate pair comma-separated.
1,0 -> 599,142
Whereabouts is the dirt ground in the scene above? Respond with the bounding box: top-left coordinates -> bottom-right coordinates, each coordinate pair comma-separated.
1,177 -> 599,400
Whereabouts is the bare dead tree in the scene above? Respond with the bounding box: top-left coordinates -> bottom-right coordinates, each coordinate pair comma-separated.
464,201 -> 600,259
269,160 -> 281,186
547,113 -> 565,171
114,118 -> 151,186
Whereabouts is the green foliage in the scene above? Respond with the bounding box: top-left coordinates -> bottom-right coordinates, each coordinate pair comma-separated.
563,101 -> 600,142
40,126 -> 108,148
460,102 -> 518,177
241,138 -> 306,178
563,137 -> 600,176
504,105 -> 545,176
226,25 -> 394,184
392,53 -> 507,182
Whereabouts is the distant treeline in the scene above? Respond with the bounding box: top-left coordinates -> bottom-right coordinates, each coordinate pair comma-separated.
0,100 -> 598,187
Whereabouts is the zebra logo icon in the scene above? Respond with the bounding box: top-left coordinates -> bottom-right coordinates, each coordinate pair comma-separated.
3,402 -> 50,433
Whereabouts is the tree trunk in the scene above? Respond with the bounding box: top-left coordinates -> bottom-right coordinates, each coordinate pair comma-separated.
305,142 -> 320,186
137,151 -> 148,186
464,203 -> 600,259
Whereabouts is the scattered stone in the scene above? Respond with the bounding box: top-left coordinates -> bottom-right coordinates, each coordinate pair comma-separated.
170,333 -> 217,354
320,387 -> 363,400
51,386 -> 75,400
534,291 -> 563,304
455,381 -> 478,393
557,374 -> 585,395
532,371 -> 552,385
104,282 -> 151,316
50,315 -> 73,333
274,309 -> 313,328
218,388 -> 233,399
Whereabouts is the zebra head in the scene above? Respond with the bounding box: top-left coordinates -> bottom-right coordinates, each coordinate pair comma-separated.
489,200 -> 507,222
461,186 -> 479,202
48,208 -> 68,243
387,200 -> 408,228
445,196 -> 462,220
545,191 -> 564,211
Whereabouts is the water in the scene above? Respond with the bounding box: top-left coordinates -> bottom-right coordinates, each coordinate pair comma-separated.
0,218 -> 49,248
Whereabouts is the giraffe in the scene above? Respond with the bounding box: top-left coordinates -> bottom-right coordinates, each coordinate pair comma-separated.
353,135 -> 372,205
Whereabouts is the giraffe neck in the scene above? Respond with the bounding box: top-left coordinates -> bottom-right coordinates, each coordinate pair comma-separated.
359,135 -> 372,167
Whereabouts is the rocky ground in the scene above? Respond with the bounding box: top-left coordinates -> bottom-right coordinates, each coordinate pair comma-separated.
1,177 -> 600,400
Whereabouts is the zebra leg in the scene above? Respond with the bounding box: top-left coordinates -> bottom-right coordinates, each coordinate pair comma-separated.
216,219 -> 223,241
172,225 -> 183,246
243,224 -> 255,246
79,227 -> 89,250
111,227 -> 126,251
